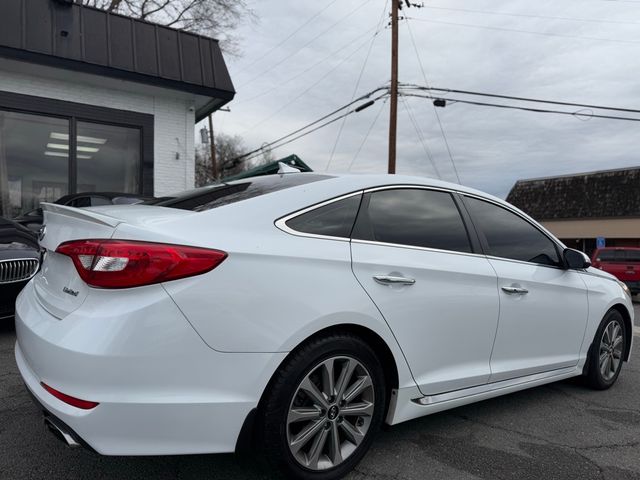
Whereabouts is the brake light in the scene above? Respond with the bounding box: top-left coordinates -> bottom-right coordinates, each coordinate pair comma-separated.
41,382 -> 99,410
56,240 -> 227,288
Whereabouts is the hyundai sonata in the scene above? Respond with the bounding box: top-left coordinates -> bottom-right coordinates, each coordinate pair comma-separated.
15,173 -> 633,479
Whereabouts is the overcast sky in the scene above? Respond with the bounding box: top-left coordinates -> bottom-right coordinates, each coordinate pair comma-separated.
197,0 -> 640,198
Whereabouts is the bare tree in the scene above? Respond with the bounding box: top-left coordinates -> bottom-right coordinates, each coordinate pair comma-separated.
80,0 -> 252,54
195,133 -> 249,186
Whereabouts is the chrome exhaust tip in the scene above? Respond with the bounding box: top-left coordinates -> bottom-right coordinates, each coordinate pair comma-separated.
44,417 -> 81,448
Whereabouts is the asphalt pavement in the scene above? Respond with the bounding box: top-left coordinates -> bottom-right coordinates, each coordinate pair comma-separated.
1,305 -> 639,480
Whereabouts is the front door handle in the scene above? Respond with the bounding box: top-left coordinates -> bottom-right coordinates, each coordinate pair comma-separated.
501,286 -> 529,295
374,275 -> 416,286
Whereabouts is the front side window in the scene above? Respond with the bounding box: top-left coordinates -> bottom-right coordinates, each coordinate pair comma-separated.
285,194 -> 362,238
352,188 -> 472,253
465,197 -> 560,266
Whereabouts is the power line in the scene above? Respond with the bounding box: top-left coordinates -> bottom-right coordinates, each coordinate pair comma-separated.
401,92 -> 640,122
400,96 -> 442,179
405,16 -> 640,45
238,29 -> 383,136
233,0 -> 342,77
234,25 -> 379,106
405,17 -> 460,183
327,0 -> 390,171
400,84 -> 640,114
348,98 -> 388,172
421,5 -> 640,26
238,0 -> 372,89
233,88 -> 390,164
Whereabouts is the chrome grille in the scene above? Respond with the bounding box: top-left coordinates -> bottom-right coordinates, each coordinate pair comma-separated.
0,258 -> 39,284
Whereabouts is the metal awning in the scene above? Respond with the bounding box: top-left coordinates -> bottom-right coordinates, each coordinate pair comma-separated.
0,0 -> 235,120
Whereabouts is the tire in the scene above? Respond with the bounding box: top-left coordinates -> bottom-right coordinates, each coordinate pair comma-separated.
585,309 -> 627,390
260,333 -> 386,480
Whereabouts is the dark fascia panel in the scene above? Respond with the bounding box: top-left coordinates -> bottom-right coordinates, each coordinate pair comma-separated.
0,0 -> 235,112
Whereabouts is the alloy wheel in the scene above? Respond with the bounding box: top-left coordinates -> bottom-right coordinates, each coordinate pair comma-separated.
599,319 -> 624,381
286,355 -> 375,471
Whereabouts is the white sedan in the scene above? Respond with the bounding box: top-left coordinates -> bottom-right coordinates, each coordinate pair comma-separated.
15,173 -> 633,480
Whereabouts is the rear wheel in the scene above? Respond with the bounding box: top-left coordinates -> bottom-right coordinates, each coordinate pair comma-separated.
260,334 -> 386,480
585,309 -> 626,390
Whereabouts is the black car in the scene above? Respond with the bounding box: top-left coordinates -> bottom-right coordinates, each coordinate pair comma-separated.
0,217 -> 39,321
12,192 -> 151,232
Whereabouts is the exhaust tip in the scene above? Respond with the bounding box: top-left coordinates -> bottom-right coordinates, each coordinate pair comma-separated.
44,417 -> 81,448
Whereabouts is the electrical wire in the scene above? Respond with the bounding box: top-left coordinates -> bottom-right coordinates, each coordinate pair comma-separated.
401,92 -> 640,122
421,5 -> 640,26
234,25 -> 379,106
400,84 -> 640,114
232,88 -> 390,164
400,96 -> 442,179
405,17 -> 460,183
326,0 -> 390,171
405,17 -> 640,45
237,0 -> 372,89
238,30 -> 385,136
348,98 -> 388,172
233,0 -> 343,77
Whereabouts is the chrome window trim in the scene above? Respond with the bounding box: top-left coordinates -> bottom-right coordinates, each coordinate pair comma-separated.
350,238 -> 485,260
274,190 -> 364,242
275,183 -> 568,272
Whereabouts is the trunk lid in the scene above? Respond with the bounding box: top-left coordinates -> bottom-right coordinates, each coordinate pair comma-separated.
34,203 -> 193,318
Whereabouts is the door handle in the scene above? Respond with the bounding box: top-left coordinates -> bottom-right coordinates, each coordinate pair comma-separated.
501,286 -> 529,295
373,275 -> 416,286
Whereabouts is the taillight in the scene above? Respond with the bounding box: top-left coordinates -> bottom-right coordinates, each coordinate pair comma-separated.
41,382 -> 99,410
56,240 -> 227,289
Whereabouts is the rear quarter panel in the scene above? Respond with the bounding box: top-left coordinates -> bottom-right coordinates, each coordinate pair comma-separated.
111,199 -> 417,390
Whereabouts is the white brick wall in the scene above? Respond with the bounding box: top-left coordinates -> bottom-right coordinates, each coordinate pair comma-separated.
0,59 -> 196,196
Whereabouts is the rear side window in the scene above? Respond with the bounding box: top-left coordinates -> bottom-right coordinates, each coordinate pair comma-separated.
147,174 -> 332,211
352,189 -> 472,253
465,197 -> 560,266
285,194 -> 362,238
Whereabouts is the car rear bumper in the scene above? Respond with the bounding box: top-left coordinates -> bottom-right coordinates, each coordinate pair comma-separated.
14,281 -> 286,456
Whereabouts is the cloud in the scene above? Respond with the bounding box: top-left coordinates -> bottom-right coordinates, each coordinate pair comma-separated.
202,0 -> 640,198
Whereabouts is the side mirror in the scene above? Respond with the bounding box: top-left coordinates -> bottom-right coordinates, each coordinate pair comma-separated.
563,248 -> 591,270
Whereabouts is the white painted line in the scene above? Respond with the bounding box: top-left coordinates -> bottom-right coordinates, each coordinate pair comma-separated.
635,326 -> 640,337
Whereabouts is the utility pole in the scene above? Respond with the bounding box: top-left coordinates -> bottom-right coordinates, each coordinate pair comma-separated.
208,113 -> 218,181
388,0 -> 399,174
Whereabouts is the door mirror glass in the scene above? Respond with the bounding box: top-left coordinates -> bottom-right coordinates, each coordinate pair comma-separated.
564,248 -> 591,270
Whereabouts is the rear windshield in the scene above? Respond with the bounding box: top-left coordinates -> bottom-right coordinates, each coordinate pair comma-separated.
145,174 -> 332,212
597,250 -> 640,262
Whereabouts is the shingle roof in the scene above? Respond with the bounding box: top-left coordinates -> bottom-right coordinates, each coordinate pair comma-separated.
506,167 -> 640,220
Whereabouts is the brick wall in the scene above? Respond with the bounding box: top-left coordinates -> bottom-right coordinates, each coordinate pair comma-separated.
0,63 -> 196,196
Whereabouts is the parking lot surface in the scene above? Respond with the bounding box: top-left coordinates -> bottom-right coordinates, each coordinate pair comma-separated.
1,306 -> 639,480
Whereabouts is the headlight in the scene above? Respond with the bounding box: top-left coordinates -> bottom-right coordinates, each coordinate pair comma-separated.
618,280 -> 632,298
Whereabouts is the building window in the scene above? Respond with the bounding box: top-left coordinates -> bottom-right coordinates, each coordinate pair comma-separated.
0,90 -> 154,218
0,111 -> 70,218
76,122 -> 141,194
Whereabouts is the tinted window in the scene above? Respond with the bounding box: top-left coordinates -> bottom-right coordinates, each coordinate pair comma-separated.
626,250 -> 640,262
146,174 -> 331,211
465,197 -> 560,266
352,189 -> 471,253
286,194 -> 362,238
597,251 -> 615,261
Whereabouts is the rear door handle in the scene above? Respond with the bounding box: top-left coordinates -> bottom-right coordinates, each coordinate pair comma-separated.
501,286 -> 529,295
374,275 -> 416,286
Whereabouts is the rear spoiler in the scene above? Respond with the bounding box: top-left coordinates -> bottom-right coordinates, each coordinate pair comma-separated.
41,203 -> 121,228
